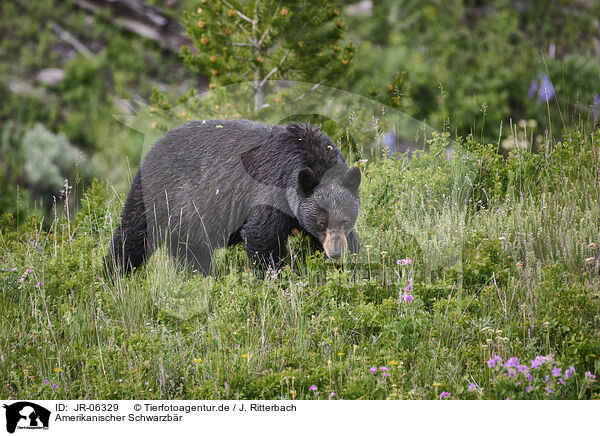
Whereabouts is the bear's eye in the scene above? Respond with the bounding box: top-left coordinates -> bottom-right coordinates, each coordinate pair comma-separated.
317,222 -> 327,232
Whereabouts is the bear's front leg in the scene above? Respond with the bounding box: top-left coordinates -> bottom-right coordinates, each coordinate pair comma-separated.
240,205 -> 298,272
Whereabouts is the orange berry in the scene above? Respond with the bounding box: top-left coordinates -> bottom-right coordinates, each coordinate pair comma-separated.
198,20 -> 205,28
333,44 -> 339,52
342,59 -> 349,64
228,9 -> 236,17
387,84 -> 393,91
225,27 -> 232,35
298,41 -> 303,47
211,69 -> 218,75
197,8 -> 202,13
209,55 -> 217,62
280,8 -> 288,16
200,37 -> 208,45
256,56 -> 263,63
274,97 -> 281,103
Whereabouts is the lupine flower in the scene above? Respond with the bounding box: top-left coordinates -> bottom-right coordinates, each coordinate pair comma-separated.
551,367 -> 561,377
504,357 -> 519,368
528,80 -> 538,99
369,367 -> 378,374
309,385 -> 317,391
565,366 -> 575,379
439,392 -> 450,400
468,382 -> 479,392
488,355 -> 502,368
537,74 -> 555,104
531,355 -> 545,369
585,371 -> 596,379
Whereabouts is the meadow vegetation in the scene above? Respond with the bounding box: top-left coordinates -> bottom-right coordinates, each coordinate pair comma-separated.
1,128 -> 598,400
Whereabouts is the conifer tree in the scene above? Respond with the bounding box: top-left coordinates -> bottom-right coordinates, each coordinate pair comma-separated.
181,0 -> 354,112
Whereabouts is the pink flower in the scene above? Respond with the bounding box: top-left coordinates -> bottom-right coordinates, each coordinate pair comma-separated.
43,379 -> 50,385
379,366 -> 389,372
565,366 -> 575,379
585,371 -> 596,379
369,366 -> 378,374
439,392 -> 450,400
52,384 -> 58,389
488,355 -> 502,368
309,385 -> 317,391
551,367 -> 561,377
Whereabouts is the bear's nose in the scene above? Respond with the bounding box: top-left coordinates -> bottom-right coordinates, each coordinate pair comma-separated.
324,231 -> 347,259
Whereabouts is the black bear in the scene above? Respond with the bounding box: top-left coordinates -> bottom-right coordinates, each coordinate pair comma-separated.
107,119 -> 361,275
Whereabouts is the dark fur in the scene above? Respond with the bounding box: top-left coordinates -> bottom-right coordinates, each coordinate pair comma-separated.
106,119 -> 360,275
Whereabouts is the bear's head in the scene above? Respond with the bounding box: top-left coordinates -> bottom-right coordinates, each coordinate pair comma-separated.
295,165 -> 361,258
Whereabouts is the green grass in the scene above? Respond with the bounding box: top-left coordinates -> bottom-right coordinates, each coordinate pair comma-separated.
1,131 -> 599,400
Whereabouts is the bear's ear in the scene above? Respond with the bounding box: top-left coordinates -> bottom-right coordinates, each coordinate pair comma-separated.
298,167 -> 319,196
342,166 -> 361,193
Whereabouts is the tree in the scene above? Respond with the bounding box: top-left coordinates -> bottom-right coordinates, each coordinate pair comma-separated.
180,0 -> 354,112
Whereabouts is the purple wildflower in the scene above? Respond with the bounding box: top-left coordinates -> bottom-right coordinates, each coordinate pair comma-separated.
526,385 -> 533,393
551,367 -> 561,377
25,268 -> 31,274
36,282 -> 42,288
537,74 -> 555,104
397,258 -> 412,266
369,367 -> 378,374
528,80 -> 538,99
507,368 -> 517,377
402,293 -> 414,303
504,357 -> 520,368
585,371 -> 596,379
546,386 -> 553,394
531,355 -> 545,369
52,384 -> 58,389
558,378 -> 566,386
517,364 -> 529,374
488,355 -> 502,368
18,277 -> 25,283
439,392 -> 450,400
565,366 -> 575,379
527,373 -> 533,382
594,92 -> 599,123
468,382 -> 479,392
379,366 -> 389,372
309,385 -> 317,392
43,379 -> 50,385
382,372 -> 391,378
545,375 -> 550,384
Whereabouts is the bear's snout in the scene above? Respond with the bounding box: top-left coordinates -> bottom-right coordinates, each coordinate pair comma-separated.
323,229 -> 348,259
